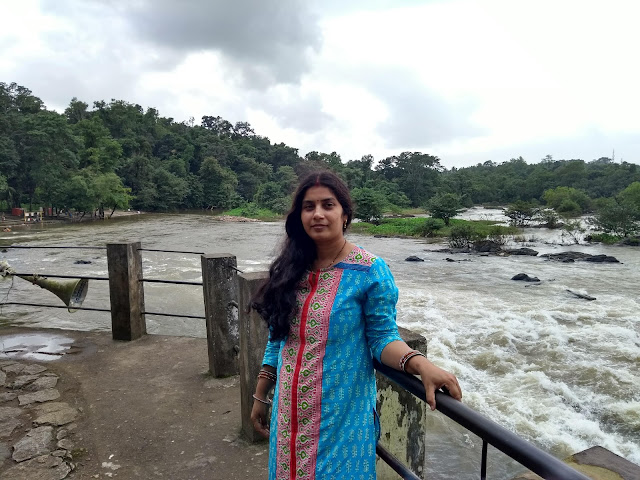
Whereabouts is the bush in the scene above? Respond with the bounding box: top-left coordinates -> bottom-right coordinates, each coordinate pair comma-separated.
448,224 -> 480,248
504,201 -> 539,227
585,233 -> 621,245
557,199 -> 582,217
419,217 -> 445,237
537,208 -> 560,228
486,225 -> 508,245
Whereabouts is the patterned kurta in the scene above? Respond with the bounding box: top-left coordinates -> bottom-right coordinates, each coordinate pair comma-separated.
262,246 -> 402,480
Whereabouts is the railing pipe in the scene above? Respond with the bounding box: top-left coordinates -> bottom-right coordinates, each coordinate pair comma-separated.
373,359 -> 591,480
141,278 -> 203,286
12,273 -> 109,281
375,443 -> 422,480
2,245 -> 106,250
0,302 -> 111,313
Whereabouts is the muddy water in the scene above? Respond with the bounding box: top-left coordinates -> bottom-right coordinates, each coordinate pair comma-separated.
1,211 -> 638,478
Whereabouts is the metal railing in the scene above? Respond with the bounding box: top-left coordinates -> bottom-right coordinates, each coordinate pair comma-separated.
374,359 -> 591,480
1,244 -> 205,320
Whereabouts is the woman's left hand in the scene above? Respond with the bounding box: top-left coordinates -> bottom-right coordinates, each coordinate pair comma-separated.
405,356 -> 462,411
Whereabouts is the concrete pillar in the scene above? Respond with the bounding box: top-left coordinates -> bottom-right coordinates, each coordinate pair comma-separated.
106,242 -> 146,341
237,271 -> 270,442
376,327 -> 428,480
201,254 -> 239,377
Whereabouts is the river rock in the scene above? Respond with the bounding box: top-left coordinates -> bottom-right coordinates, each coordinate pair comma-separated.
541,252 -> 620,263
24,376 -> 58,392
74,259 -> 91,264
18,389 -> 60,406
511,273 -> 540,282
585,254 -> 619,263
405,256 -> 424,262
12,426 -> 55,462
503,247 -> 539,256
2,453 -> 71,480
473,240 -> 502,253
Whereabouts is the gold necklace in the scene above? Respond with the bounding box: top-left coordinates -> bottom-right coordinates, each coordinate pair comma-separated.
322,239 -> 347,269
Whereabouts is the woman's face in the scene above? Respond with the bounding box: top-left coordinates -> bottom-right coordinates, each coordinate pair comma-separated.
300,186 -> 347,245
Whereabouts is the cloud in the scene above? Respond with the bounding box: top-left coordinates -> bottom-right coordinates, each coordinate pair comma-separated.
362,67 -> 484,149
118,0 -> 323,89
250,87 -> 333,133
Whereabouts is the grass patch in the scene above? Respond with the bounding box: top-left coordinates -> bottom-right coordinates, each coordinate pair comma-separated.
222,205 -> 280,221
350,217 -> 518,239
586,233 -> 622,245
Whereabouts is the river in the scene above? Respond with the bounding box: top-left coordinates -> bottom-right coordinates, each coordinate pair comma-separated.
1,210 -> 638,479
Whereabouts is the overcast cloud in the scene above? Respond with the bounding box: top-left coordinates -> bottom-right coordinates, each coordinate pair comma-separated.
3,0 -> 640,168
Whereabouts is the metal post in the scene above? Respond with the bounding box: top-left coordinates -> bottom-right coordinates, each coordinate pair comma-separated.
201,254 -> 239,377
106,242 -> 146,341
237,271 -> 270,442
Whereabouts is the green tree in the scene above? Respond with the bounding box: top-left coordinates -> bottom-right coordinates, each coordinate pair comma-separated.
93,172 -> 132,217
352,187 -> 386,224
542,186 -> 591,215
254,181 -> 289,214
199,157 -> 239,209
618,181 -> 640,208
590,198 -> 640,237
504,201 -> 539,227
425,192 -> 464,226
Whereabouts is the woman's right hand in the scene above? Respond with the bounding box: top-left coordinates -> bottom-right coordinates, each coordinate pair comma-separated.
251,399 -> 270,439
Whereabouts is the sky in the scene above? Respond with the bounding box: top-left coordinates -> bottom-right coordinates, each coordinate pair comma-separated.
2,0 -> 640,169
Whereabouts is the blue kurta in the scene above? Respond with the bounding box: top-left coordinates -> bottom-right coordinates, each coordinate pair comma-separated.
262,246 -> 402,480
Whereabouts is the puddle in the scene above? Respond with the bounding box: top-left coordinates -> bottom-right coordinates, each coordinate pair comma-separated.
0,333 -> 94,361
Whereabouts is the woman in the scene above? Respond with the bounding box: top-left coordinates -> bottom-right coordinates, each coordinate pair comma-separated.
251,171 -> 462,479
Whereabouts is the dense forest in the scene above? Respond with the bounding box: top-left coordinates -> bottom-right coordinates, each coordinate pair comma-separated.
1,82 -> 639,235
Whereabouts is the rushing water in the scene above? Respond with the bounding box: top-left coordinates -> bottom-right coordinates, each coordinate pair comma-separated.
1,210 -> 638,478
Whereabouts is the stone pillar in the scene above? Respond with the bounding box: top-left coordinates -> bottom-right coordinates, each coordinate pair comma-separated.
201,254 -> 239,377
376,327 -> 428,479
106,242 -> 146,341
237,271 -> 270,442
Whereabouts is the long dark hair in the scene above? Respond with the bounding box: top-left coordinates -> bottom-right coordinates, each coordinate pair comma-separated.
252,171 -> 353,341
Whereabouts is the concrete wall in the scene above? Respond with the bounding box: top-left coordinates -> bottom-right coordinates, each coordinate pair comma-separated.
376,327 -> 429,479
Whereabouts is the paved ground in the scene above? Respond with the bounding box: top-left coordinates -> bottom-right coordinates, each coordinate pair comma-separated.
0,326 -> 269,479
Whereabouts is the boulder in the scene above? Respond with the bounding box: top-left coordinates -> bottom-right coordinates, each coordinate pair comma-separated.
503,248 -> 539,256
405,256 -> 424,262
585,254 -> 619,263
473,240 -> 502,253
541,252 -> 620,263
511,273 -> 540,282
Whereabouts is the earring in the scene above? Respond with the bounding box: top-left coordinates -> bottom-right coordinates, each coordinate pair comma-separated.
343,221 -> 347,231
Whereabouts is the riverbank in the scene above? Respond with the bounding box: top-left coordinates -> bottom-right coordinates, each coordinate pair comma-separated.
0,326 -> 269,479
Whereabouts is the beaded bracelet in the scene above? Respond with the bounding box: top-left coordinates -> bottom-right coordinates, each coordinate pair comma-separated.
252,393 -> 272,405
399,350 -> 426,373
